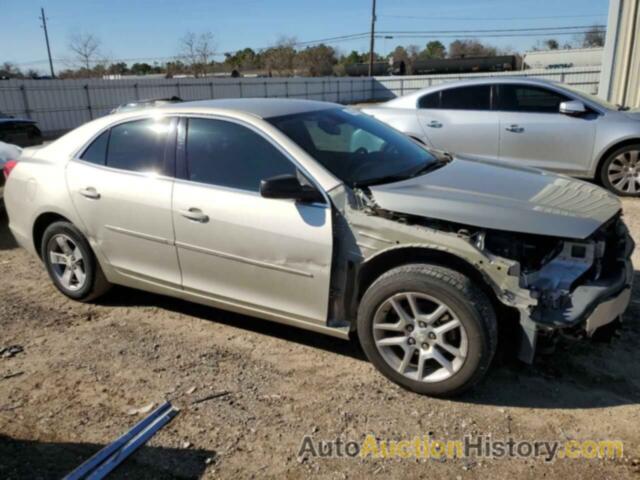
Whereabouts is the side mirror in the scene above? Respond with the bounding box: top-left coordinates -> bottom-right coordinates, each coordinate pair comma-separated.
260,174 -> 324,203
559,100 -> 587,116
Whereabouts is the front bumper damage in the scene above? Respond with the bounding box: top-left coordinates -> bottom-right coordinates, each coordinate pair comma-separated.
515,218 -> 634,363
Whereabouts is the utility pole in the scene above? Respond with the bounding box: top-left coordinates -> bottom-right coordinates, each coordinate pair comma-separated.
39,7 -> 55,78
368,0 -> 377,76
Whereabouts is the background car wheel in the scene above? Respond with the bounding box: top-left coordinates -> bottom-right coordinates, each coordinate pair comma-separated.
41,221 -> 111,301
600,144 -> 640,196
357,264 -> 497,397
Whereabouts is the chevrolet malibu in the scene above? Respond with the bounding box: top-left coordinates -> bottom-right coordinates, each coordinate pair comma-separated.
362,78 -> 640,196
4,99 -> 634,396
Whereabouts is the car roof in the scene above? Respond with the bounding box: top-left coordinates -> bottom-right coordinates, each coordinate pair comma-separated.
385,76 -> 564,107
156,98 -> 341,119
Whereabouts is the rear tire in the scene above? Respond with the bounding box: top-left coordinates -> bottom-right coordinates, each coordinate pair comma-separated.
600,144 -> 640,196
357,264 -> 497,397
41,221 -> 111,302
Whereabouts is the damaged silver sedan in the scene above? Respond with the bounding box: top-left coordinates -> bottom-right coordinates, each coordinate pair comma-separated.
4,99 -> 633,396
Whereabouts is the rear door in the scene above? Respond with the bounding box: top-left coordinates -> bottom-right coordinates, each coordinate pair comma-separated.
172,116 -> 333,324
496,84 -> 596,174
416,84 -> 500,160
66,116 -> 181,287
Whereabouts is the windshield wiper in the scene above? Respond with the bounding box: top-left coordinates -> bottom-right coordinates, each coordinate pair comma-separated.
355,160 -> 447,187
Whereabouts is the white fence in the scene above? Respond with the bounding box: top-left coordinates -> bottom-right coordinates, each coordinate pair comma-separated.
0,66 -> 601,136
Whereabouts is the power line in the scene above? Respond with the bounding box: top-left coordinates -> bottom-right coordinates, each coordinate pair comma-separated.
385,30 -> 605,39
376,25 -> 606,34
378,13 -> 607,21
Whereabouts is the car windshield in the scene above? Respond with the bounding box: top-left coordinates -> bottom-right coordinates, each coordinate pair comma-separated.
268,107 -> 438,187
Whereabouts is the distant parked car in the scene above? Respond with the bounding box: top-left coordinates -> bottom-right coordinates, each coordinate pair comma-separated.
110,96 -> 183,114
0,112 -> 43,147
0,141 -> 22,201
362,78 -> 640,196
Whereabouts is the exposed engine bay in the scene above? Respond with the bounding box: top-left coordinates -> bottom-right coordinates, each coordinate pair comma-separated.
336,186 -> 634,363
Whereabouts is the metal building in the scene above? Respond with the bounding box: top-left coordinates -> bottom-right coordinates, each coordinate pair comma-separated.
600,0 -> 640,107
523,48 -> 604,69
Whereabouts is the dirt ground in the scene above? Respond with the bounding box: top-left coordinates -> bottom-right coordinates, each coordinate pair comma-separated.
1,199 -> 640,480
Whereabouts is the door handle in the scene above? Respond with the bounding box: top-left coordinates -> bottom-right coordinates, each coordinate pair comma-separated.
79,187 -> 100,199
427,120 -> 443,128
179,208 -> 209,223
505,124 -> 524,133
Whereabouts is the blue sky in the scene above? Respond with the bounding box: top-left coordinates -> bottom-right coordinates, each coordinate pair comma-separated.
0,0 -> 610,73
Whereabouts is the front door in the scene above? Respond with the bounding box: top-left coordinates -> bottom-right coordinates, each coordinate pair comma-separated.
66,117 -> 181,286
172,117 -> 333,324
496,84 -> 597,175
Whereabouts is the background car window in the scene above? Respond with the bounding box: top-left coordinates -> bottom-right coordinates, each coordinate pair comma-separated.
440,85 -> 491,110
418,92 -> 440,109
185,118 -> 296,192
497,85 -> 569,113
106,118 -> 171,173
80,130 -> 109,165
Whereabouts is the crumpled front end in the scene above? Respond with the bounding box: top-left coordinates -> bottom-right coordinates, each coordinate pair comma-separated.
510,214 -> 634,362
333,184 -> 634,364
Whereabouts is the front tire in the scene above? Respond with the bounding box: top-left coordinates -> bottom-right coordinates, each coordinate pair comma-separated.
357,264 -> 497,397
41,221 -> 111,301
600,144 -> 640,196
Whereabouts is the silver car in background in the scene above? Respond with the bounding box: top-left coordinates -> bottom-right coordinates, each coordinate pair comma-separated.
362,78 -> 640,196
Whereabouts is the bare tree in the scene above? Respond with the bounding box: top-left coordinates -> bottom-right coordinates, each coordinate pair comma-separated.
582,26 -> 605,48
179,31 -> 216,77
69,33 -> 102,70
263,36 -> 297,76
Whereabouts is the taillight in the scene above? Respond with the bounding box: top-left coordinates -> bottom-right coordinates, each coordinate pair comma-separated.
3,160 -> 17,179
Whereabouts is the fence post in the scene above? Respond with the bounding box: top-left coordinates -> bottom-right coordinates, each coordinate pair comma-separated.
336,80 -> 340,103
370,77 -> 375,101
284,80 -> 289,98
400,78 -> 404,96
305,80 -> 309,99
239,81 -> 243,98
209,81 -> 215,99
264,81 -> 268,97
176,82 -> 181,98
20,84 -> 32,119
321,79 -> 325,100
134,82 -> 139,100
84,84 -> 93,120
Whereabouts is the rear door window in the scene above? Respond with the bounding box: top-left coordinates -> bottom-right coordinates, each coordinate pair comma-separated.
440,85 -> 491,110
80,130 -> 109,165
418,92 -> 440,109
106,118 -> 172,173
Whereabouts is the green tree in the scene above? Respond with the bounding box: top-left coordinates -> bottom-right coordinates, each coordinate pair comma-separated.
296,43 -> 337,76
420,40 -> 446,59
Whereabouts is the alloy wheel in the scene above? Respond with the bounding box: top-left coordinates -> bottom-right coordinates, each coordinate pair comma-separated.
607,150 -> 640,194
372,292 -> 468,383
48,234 -> 86,291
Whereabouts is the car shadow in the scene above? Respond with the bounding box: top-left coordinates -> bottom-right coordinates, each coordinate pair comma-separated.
0,434 -> 216,479
0,207 -> 18,250
100,271 -> 640,410
99,286 -> 366,361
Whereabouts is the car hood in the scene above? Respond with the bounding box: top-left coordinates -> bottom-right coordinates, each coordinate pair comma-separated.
0,118 -> 36,125
368,158 -> 621,239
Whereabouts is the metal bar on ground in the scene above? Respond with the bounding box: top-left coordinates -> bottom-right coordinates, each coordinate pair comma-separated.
86,406 -> 179,480
63,402 -> 173,480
